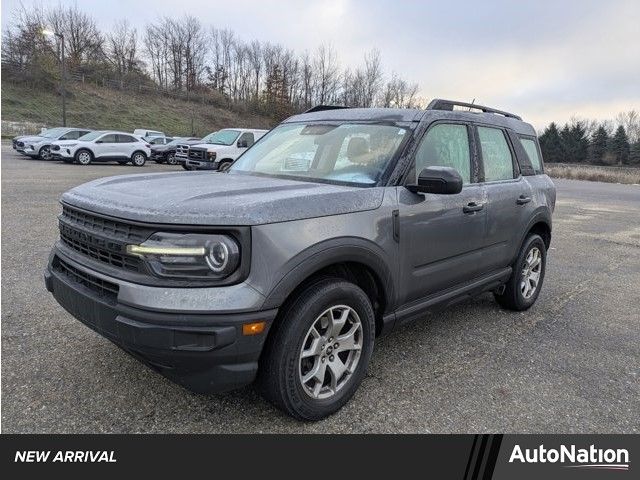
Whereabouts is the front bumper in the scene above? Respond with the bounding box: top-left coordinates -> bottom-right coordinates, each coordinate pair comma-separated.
45,250 -> 277,393
186,159 -> 218,170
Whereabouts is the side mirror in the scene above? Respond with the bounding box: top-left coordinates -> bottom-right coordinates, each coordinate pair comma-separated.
407,166 -> 463,195
237,139 -> 248,148
95,140 -> 103,144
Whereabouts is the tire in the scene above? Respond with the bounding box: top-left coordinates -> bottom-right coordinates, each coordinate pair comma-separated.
167,154 -> 177,165
218,160 -> 233,172
131,151 -> 146,167
258,277 -> 375,421
494,234 -> 547,311
39,145 -> 52,160
117,160 -> 129,165
75,149 -> 93,165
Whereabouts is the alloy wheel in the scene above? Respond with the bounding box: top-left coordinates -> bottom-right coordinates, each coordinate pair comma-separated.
520,247 -> 542,299
299,305 -> 363,400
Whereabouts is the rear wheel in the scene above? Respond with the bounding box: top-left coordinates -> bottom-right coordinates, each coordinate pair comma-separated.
494,234 -> 546,311
167,154 -> 177,165
258,277 -> 375,421
131,152 -> 146,167
75,149 -> 93,165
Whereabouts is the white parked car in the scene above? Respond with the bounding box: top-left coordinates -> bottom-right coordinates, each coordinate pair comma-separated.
177,128 -> 268,171
133,129 -> 165,139
19,127 -> 92,160
51,131 -> 151,166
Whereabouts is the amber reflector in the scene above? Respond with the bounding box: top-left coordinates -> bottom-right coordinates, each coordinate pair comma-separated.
242,321 -> 266,336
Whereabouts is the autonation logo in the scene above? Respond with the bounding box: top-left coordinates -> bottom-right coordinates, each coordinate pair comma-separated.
509,444 -> 630,471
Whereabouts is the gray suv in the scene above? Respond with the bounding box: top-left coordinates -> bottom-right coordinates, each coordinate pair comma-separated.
45,100 -> 555,420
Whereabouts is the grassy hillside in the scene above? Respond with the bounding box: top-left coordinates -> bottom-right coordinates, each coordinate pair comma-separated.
1,80 -> 276,137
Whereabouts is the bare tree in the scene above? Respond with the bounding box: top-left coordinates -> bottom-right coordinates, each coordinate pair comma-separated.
313,44 -> 339,104
106,20 -> 138,77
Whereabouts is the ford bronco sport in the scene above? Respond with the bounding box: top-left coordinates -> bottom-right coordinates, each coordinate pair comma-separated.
45,100 -> 555,420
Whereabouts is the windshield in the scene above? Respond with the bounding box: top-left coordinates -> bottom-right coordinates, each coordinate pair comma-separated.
41,127 -> 68,139
201,130 -> 240,146
230,123 -> 408,186
78,131 -> 104,141
168,137 -> 197,146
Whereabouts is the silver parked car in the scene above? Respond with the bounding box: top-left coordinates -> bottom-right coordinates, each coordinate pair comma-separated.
20,127 -> 93,160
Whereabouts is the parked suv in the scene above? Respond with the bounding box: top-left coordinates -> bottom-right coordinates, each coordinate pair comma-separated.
177,128 -> 268,171
52,130 -> 151,166
19,127 -> 92,160
45,100 -> 555,420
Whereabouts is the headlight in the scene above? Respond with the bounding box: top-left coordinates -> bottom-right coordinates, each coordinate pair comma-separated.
126,232 -> 240,279
207,151 -> 216,160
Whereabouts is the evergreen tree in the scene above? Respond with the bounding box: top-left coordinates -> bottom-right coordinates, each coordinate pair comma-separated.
628,142 -> 640,166
539,122 -> 564,163
587,126 -> 609,164
609,126 -> 630,165
559,122 -> 588,163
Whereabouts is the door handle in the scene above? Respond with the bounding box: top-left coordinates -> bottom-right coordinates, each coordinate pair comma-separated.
463,202 -> 484,214
517,195 -> 532,205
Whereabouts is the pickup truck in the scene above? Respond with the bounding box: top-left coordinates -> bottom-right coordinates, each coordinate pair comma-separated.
175,128 -> 268,171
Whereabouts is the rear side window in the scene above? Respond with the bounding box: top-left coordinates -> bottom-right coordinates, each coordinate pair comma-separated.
477,127 -> 515,182
414,124 -> 471,184
117,134 -> 137,143
519,137 -> 543,173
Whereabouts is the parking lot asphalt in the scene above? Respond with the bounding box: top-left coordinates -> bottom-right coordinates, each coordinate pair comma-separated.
2,142 -> 639,433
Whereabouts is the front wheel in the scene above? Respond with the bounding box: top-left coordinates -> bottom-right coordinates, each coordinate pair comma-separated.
494,234 -> 547,311
218,160 -> 233,172
131,152 -> 146,167
39,145 -> 52,160
75,149 -> 93,165
258,278 -> 375,421
167,154 -> 177,165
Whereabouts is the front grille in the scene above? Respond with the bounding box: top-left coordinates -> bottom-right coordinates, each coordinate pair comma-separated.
53,257 -> 119,302
60,223 -> 141,272
188,148 -> 206,160
175,144 -> 190,158
59,205 -> 151,273
61,205 -> 149,243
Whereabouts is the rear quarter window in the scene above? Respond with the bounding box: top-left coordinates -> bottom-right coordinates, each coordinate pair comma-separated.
519,137 -> 543,173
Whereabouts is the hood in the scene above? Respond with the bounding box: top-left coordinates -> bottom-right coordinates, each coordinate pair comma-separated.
61,171 -> 384,226
19,135 -> 45,144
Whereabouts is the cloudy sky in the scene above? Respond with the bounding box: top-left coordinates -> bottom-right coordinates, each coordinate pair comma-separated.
2,0 -> 639,128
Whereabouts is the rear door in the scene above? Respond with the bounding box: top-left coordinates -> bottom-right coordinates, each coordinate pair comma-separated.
397,121 -> 488,306
475,125 -> 535,270
117,134 -> 138,158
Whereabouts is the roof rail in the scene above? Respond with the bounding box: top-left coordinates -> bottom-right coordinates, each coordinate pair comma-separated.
304,105 -> 351,113
426,99 -> 522,121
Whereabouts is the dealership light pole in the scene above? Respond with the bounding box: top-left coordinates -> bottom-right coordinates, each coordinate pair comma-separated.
43,28 -> 66,126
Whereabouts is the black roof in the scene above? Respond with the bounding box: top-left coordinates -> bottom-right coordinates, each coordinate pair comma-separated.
284,100 -> 536,136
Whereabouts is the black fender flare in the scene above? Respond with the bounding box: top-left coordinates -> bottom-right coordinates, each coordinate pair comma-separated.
515,208 -> 552,258
260,237 -> 396,312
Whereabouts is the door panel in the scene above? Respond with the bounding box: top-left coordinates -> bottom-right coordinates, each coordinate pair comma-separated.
95,134 -> 118,158
476,125 -> 534,269
397,184 -> 488,306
